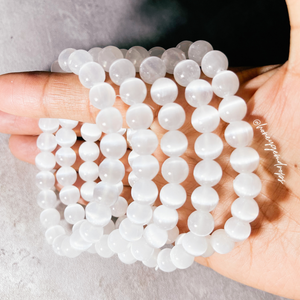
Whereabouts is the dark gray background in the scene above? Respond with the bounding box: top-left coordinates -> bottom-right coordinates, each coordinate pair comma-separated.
0,0 -> 291,299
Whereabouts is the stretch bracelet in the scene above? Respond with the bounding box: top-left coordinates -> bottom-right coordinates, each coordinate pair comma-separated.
35,40 -> 261,272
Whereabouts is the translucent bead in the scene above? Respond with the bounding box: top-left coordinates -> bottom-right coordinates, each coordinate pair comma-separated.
100,133 -> 127,159
109,58 -> 136,85
157,248 -> 176,272
139,57 -> 166,84
175,233 -> 186,245
131,180 -> 158,205
56,166 -> 77,186
218,95 -> 247,123
79,161 -> 99,181
119,78 -> 147,105
89,82 -> 116,109
70,230 -> 92,251
158,103 -> 185,130
188,211 -> 214,236
231,197 -> 259,222
115,215 -> 127,229
233,173 -> 262,198
161,157 -> 189,184
35,152 -> 56,171
191,105 -> 220,133
191,186 -> 219,212
45,225 -> 65,245
230,147 -> 259,173
126,128 -> 137,147
80,181 -> 96,202
201,236 -> 215,258
212,70 -> 239,98
55,128 -> 77,147
185,79 -> 213,107
188,40 -> 213,65
79,220 -> 103,243
161,48 -> 185,74
61,236 -> 82,258
132,155 -> 159,180
182,232 -> 208,256
131,237 -> 154,261
153,205 -> 178,231
125,46 -> 149,71
88,47 -> 102,62
79,62 -> 106,89
128,171 -> 139,187
52,235 -> 67,256
108,229 -> 130,253
170,244 -> 194,269
149,46 -> 165,58
38,118 -> 59,133
37,190 -> 57,209
194,133 -> 223,159
119,218 -> 143,242
80,123 -> 102,142
85,202 -> 111,227
201,50 -> 229,78
78,142 -> 99,162
59,119 -> 78,129
128,150 -> 139,167
211,229 -> 235,254
176,40 -> 193,58
174,59 -> 201,87
35,171 -> 55,190
58,48 -> 76,72
51,60 -> 65,73
40,208 -> 60,228
93,182 -> 119,206
72,219 -> 86,233
126,103 -> 153,130
118,248 -> 137,265
55,147 -> 76,167
224,216 -> 251,242
142,248 -> 160,268
144,223 -> 168,248
150,78 -> 178,106
95,235 -> 114,258
64,203 -> 85,225
166,226 -> 179,244
37,133 -> 57,152
96,107 -> 123,134
127,202 -> 153,225
99,158 -> 125,184
103,220 -> 115,235
59,185 -> 80,205
98,46 -> 123,72
193,160 -> 222,186
160,130 -> 188,157
160,183 -> 186,209
67,49 -> 93,75
225,121 -> 253,148
131,129 -> 158,155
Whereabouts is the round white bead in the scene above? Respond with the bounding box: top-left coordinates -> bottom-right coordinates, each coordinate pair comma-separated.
120,78 -> 147,105
149,46 -> 165,58
153,205 -> 178,230
118,248 -> 137,265
224,121 -> 254,148
108,229 -> 131,253
160,130 -> 188,157
128,150 -> 139,167
185,79 -> 213,107
88,47 -> 102,62
67,49 -> 93,75
79,220 -> 103,243
55,128 -> 77,147
93,182 -> 119,206
212,70 -> 239,98
128,171 -> 139,187
64,203 -> 85,225
193,160 -> 222,186
58,48 -> 75,72
56,166 -> 77,186
182,232 -> 208,256
109,58 -> 136,85
111,197 -> 128,217
191,186 -> 219,212
38,118 -> 59,133
191,105 -> 220,133
157,248 -> 176,272
161,48 -> 186,74
79,62 -> 106,89
59,119 -> 79,129
233,173 -> 262,198
211,229 -> 235,254
35,171 -> 55,190
132,155 -> 159,180
218,95 -> 247,123
78,142 -> 99,161
72,220 -> 85,233
158,103 -> 185,130
37,190 -> 57,209
160,183 -> 186,209
131,179 -> 158,205
85,202 -> 111,227
95,235 -> 114,258
89,82 -> 116,109
61,236 -> 82,258
166,226 -> 180,244
125,46 -> 149,71
80,123 -> 102,142
119,218 -> 143,242
170,244 -> 194,269
37,133 -> 57,152
98,46 -> 123,72
80,181 -> 97,202
174,59 -> 201,87
176,40 -> 193,58
161,157 -> 189,184
143,223 -> 168,248
224,217 -> 251,241
35,152 -> 56,171
96,107 -> 123,134
188,211 -> 214,236
231,197 -> 259,222
126,103 -> 153,130
99,158 -> 125,184
59,185 -> 80,205
131,237 -> 154,261
150,78 -> 178,106
40,208 -> 60,228
230,147 -> 259,173
45,225 -> 65,245
131,129 -> 158,155
194,133 -> 223,159
142,248 -> 160,268
188,40 -> 213,65
100,133 -> 127,159
79,161 -> 99,181
52,235 -> 67,256
139,56 -> 166,84
201,50 -> 229,78
127,202 -> 153,225
70,230 -> 92,251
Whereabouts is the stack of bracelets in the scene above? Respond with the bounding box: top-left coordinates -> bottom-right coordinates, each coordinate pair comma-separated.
35,40 -> 261,272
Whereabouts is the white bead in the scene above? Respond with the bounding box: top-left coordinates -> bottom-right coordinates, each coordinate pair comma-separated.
89,82 -> 116,109
175,233 -> 186,245
230,147 -> 259,173
35,171 -> 55,190
158,103 -> 185,130
118,248 -> 137,265
59,119 -> 79,129
194,133 -> 223,160
99,158 -> 125,184
40,208 -> 60,228
85,202 -> 111,227
153,205 -> 178,230
212,70 -> 239,98
67,50 -> 93,75
128,150 -> 139,167
224,217 -> 251,241
191,186 -> 219,212
55,147 -> 76,167
125,46 -> 149,71
160,183 -> 186,209
80,123 -> 102,142
37,133 -> 57,152
174,59 -> 201,87
157,248 -> 176,272
149,46 -> 165,58
93,182 -> 119,206
79,161 -> 99,181
59,185 -> 80,205
144,223 -> 168,248
193,160 -> 222,186
139,57 -> 166,84
35,152 -> 56,171
131,237 -> 154,261
38,118 -> 59,133
166,226 -> 179,244
56,166 -> 77,186
88,47 -> 102,62
191,105 -> 220,133
37,190 -> 57,209
188,40 -> 213,65
128,171 -> 139,187
160,130 -> 188,157
80,181 -> 96,202
131,129 -> 158,155
219,95 -> 247,123
233,173 -> 262,198
161,48 -> 186,74
95,235 -> 114,258
96,107 -> 123,134
58,48 -> 75,72
211,229 -> 235,254
72,219 -> 86,233
52,235 -> 67,256
142,248 -> 160,268
55,128 -> 77,147
201,236 -> 215,258
126,103 -> 153,130
131,180 -> 158,205
98,46 -> 123,72
108,229 -> 131,253
188,211 -> 214,236
231,197 -> 259,222
78,142 -> 99,161
103,220 -> 115,235
79,62 -> 106,89
70,230 -> 92,251
150,78 -> 178,106
51,60 -> 65,73
61,236 -> 82,258
182,232 -> 208,256
132,155 -> 159,180
161,157 -> 189,184
120,78 -> 147,105
79,220 -> 103,243
100,133 -> 127,159
224,121 -> 253,148
176,40 -> 193,58
201,50 -> 229,78
45,225 -> 65,245
109,58 -> 136,85
127,202 -> 153,225
185,79 -> 213,107
119,218 -> 143,242
64,203 -> 85,225
115,181 -> 123,195
126,128 -> 137,147
170,244 -> 194,269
